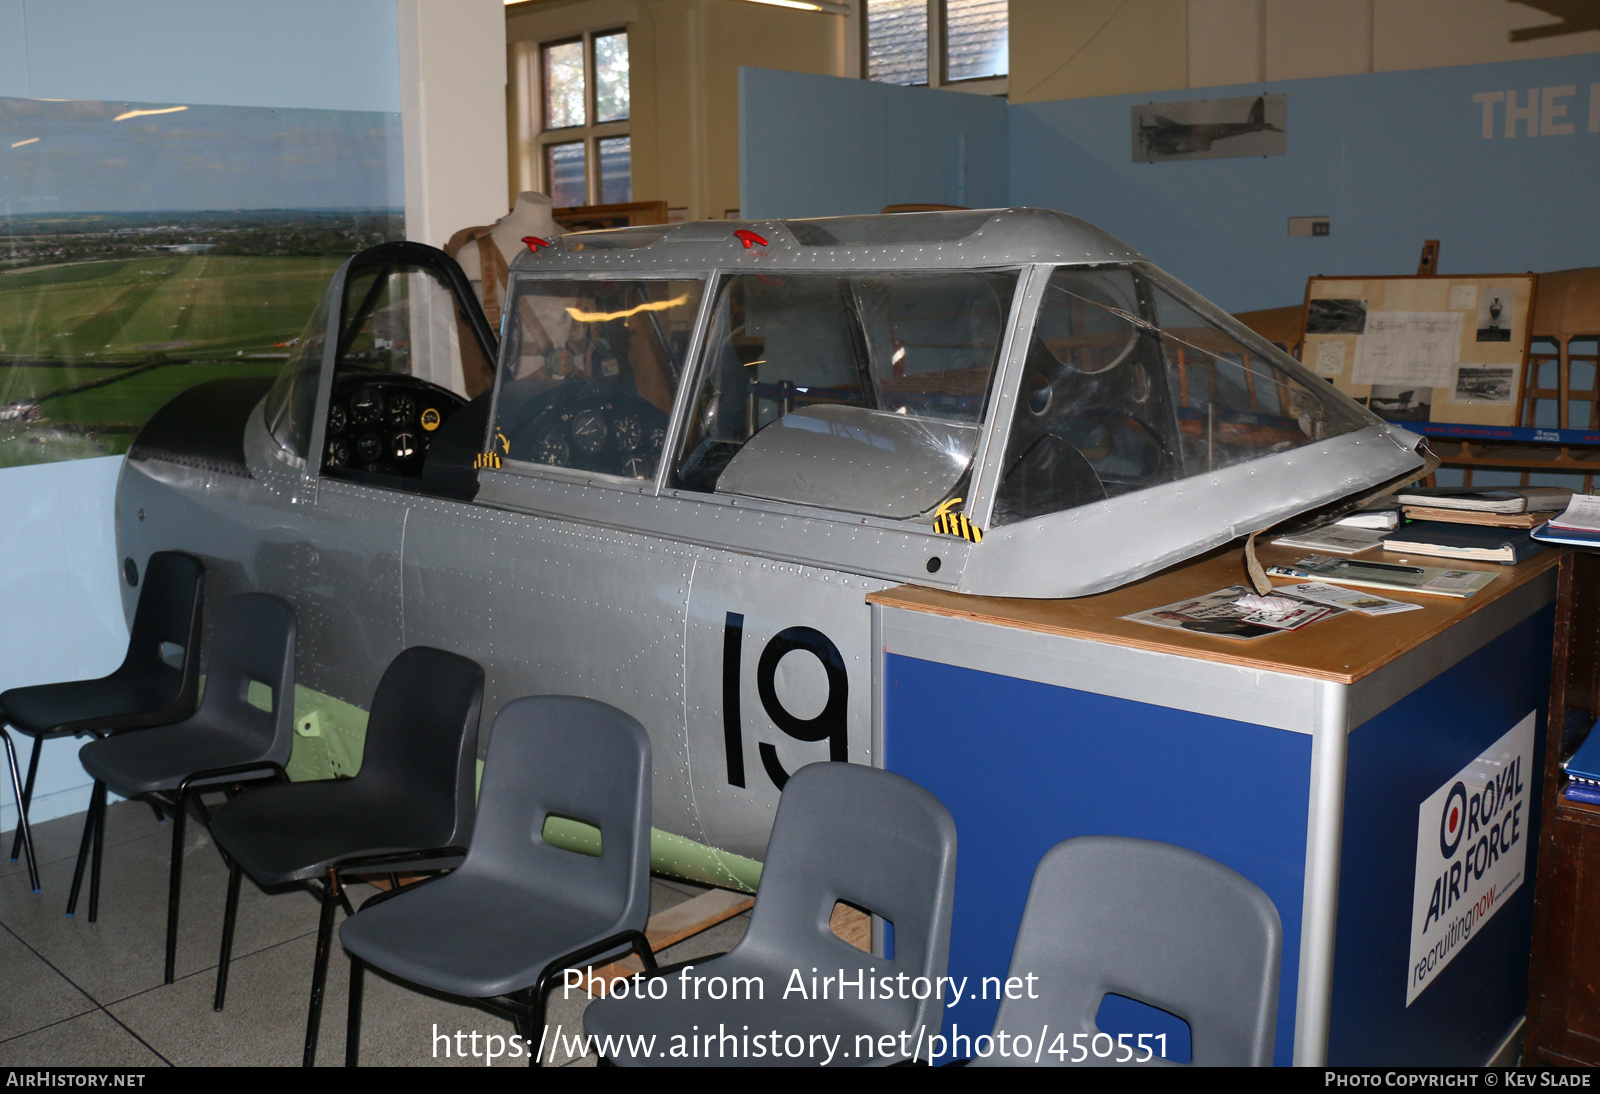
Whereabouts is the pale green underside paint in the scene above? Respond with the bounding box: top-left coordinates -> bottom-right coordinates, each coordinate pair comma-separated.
275,684 -> 762,894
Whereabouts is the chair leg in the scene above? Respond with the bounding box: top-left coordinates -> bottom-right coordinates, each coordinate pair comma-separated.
164,790 -> 188,984
2,730 -> 39,891
214,861 -> 242,1011
344,957 -> 364,1067
88,779 -> 107,922
8,734 -> 41,864
303,870 -> 343,1067
146,798 -> 166,824
66,779 -> 104,917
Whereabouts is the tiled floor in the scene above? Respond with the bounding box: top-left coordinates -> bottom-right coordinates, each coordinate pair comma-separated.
0,800 -> 749,1067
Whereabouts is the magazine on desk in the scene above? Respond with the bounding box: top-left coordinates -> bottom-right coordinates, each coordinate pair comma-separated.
1265,555 -> 1498,597
1122,585 -> 1342,641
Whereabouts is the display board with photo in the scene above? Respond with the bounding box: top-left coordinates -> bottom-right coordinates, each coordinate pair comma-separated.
1300,273 -> 1536,429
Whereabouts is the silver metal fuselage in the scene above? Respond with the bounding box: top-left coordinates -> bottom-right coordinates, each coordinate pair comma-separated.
113,209 -> 1424,869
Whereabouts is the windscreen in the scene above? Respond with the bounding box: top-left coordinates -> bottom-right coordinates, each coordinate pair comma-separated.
993,265 -> 1372,525
493,278 -> 704,480
263,291 -> 331,461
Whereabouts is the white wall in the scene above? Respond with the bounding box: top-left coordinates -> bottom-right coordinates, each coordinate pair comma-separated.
1188,0 -> 1600,87
0,0 -> 405,832
1014,0 -> 1600,102
398,0 -> 511,246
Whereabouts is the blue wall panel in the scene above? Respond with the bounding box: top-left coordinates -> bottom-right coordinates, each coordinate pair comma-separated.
0,456 -> 130,832
741,56 -> 1599,313
882,653 -> 1312,1066
1328,606 -> 1553,1065
1011,55 -> 1600,312
740,67 -> 1007,220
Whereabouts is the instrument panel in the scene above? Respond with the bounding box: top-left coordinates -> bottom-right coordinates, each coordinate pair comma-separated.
322,373 -> 465,477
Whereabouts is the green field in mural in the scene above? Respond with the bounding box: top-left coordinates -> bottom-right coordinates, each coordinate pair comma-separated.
0,254 -> 340,362
0,254 -> 341,467
0,93 -> 405,468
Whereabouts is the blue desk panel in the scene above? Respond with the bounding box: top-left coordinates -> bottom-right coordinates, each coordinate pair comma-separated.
1329,606 -> 1552,1065
883,654 -> 1313,1067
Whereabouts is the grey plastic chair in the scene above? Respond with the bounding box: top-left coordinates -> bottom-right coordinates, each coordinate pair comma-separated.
972,836 -> 1281,1068
584,760 -> 958,1067
204,645 -> 483,1066
1,550 -> 204,896
75,592 -> 296,986
338,694 -> 656,1067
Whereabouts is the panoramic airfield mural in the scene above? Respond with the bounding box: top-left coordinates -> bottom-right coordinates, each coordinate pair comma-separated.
0,95 -> 402,466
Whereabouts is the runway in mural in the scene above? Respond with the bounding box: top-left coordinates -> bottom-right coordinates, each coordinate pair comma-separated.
0,96 -> 402,466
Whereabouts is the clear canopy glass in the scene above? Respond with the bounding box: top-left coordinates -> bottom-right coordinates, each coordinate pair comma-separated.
675,270 -> 1018,519
494,277 -> 704,480
992,265 -> 1370,525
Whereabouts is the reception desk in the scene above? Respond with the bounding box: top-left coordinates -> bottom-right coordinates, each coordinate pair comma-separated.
869,541 -> 1557,1066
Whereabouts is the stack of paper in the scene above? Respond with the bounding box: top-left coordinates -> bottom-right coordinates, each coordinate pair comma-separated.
1271,524 -> 1388,555
1335,501 -> 1401,531
1265,555 -> 1499,597
1533,495 -> 1600,548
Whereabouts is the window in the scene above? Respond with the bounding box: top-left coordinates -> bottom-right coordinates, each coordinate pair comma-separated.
863,0 -> 1007,93
493,277 -> 704,480
673,269 -> 1018,518
990,266 -> 1368,527
539,29 -> 630,207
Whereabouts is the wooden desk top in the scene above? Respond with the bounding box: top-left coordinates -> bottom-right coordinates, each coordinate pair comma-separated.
868,540 -> 1558,685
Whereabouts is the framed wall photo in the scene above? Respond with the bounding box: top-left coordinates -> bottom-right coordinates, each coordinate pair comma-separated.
1301,274 -> 1537,429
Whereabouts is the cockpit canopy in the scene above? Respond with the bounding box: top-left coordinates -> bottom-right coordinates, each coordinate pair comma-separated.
265,210 -> 1424,598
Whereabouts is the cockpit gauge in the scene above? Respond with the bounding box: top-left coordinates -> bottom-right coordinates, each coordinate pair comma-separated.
533,430 -> 571,467
613,415 -> 643,453
571,408 -> 608,454
350,387 -> 383,425
355,432 -> 384,464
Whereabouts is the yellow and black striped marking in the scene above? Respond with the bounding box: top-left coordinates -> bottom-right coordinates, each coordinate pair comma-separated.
932,497 -> 982,543
473,451 -> 502,470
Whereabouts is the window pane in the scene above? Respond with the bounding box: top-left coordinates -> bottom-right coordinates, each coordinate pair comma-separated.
322,263 -> 474,479
674,271 -> 1016,518
546,142 -> 587,207
992,266 -> 1369,526
495,278 -> 705,480
543,39 -> 585,129
946,0 -> 1008,82
866,0 -> 927,86
598,136 -> 631,204
594,31 -> 629,123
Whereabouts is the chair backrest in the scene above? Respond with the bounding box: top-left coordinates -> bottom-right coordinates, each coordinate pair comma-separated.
457,696 -> 652,929
353,646 -> 484,849
193,593 -> 296,764
987,836 -> 1281,1068
114,550 -> 204,721
735,762 -> 957,1037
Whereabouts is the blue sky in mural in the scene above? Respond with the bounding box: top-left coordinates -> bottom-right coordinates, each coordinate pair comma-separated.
0,96 -> 402,213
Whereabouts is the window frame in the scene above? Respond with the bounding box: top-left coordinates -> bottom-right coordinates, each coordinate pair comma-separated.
536,27 -> 630,207
858,0 -> 1008,96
